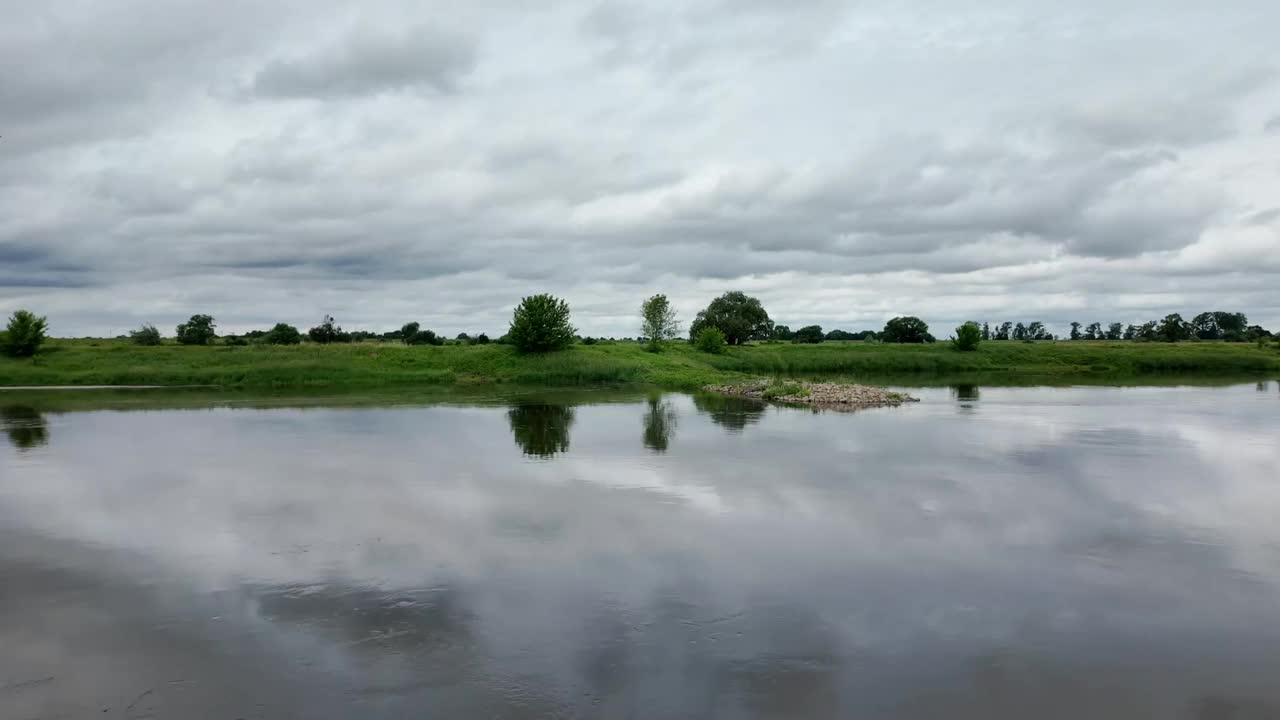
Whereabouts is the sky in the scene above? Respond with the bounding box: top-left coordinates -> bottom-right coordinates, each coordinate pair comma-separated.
3,0 -> 1278,338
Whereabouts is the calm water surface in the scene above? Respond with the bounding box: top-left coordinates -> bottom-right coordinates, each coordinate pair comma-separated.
2,383 -> 1279,719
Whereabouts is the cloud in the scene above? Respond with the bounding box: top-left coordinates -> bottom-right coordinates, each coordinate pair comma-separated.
249,26 -> 478,99
1,0 -> 1279,337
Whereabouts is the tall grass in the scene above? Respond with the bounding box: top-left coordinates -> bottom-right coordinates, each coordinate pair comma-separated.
1,338 -> 1275,390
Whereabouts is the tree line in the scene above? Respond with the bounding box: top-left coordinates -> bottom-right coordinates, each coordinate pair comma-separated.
3,293 -> 1276,359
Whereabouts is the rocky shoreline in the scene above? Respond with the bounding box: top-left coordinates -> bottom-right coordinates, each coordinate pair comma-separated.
703,380 -> 919,408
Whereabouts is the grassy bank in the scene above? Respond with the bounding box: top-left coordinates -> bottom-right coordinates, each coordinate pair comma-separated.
1,338 -> 1277,390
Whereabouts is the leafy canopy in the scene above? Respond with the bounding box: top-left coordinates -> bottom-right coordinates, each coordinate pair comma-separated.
509,294 -> 576,353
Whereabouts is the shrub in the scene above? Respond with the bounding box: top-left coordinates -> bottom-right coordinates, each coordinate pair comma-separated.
1,310 -> 48,357
223,335 -> 249,346
791,325 -> 825,344
475,333 -> 491,345
688,291 -> 772,346
405,328 -> 443,345
695,327 -> 727,354
882,316 -> 934,343
581,336 -> 599,345
508,294 -> 575,353
175,314 -> 217,345
308,315 -> 345,344
951,322 -> 982,351
130,323 -> 162,346
262,323 -> 302,345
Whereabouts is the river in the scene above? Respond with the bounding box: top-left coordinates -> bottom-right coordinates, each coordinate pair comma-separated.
2,382 -> 1278,718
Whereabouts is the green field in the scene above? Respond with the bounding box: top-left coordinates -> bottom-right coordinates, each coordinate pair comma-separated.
2,338 -> 1277,390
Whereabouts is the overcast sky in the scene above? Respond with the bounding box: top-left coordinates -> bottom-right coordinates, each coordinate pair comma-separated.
3,0 -> 1278,338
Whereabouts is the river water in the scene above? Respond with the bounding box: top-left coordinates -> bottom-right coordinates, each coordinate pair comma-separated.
2,382 -> 1278,719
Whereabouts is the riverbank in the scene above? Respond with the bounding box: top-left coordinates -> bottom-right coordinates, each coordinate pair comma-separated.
1,338 -> 1277,390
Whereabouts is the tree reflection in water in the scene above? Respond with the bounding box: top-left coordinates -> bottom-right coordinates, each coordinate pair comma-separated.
507,403 -> 575,458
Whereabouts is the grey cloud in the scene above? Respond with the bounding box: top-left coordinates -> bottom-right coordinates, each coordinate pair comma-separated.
249,26 -> 478,99
1266,116 -> 1280,133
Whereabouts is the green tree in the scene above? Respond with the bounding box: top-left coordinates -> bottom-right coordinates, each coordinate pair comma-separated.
772,325 -> 794,341
175,314 -> 216,345
688,291 -> 772,346
1027,321 -> 1049,340
995,322 -> 1013,340
1084,322 -> 1102,340
1012,322 -> 1027,341
1123,324 -> 1138,340
640,294 -> 680,350
263,323 -> 302,345
1,310 -> 49,357
1069,322 -> 1082,340
1157,313 -> 1190,342
791,325 -> 825,344
825,329 -> 857,341
1136,320 -> 1159,341
1105,322 -> 1124,341
130,323 -> 162,346
475,332 -> 491,345
882,316 -> 933,344
509,294 -> 576,353
981,322 -> 992,341
952,322 -> 982,351
695,327 -> 727,354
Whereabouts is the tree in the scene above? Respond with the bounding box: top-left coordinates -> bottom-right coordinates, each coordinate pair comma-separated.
1027,322 -> 1049,340
130,323 -> 162,346
404,327 -> 443,345
175,314 -> 216,346
952,322 -> 982,351
509,294 -> 575,353
824,329 -> 857,341
688,291 -> 772,346
772,325 -> 794,341
263,323 -> 302,345
1105,322 -> 1124,341
1,310 -> 48,357
694,327 -> 727,354
1215,311 -> 1248,341
981,322 -> 991,341
1123,324 -> 1137,341
475,333 -> 491,345
1069,322 -> 1082,340
308,315 -> 345,344
881,316 -> 933,344
1136,320 -> 1159,341
792,325 -> 825,344
995,322 -> 1013,341
1084,322 -> 1102,341
456,333 -> 471,343
1157,313 -> 1190,342
640,294 -> 680,350
1013,322 -> 1027,341
399,322 -> 421,344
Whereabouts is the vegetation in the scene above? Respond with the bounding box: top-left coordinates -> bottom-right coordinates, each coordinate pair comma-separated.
130,324 -> 163,346
0,337 -> 1276,390
952,322 -> 982,351
640,294 -> 681,350
263,323 -> 302,345
689,291 -> 772,346
695,327 -> 727,354
508,294 -> 575,353
2,310 -> 50,358
308,315 -> 345,344
882,316 -> 934,344
761,380 -> 809,400
175,314 -> 217,346
792,325 -> 825,344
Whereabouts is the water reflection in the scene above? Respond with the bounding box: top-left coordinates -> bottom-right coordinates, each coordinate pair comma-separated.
1,405 -> 49,450
691,392 -> 766,433
951,384 -> 981,402
642,394 -> 678,452
507,403 -> 574,458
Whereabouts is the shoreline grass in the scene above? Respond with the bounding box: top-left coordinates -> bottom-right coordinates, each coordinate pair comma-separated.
1,338 -> 1277,391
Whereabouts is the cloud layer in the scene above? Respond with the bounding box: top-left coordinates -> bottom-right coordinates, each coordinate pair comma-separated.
2,0 -> 1278,337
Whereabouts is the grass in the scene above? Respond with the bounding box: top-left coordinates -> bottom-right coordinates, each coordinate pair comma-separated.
0,338 -> 1277,390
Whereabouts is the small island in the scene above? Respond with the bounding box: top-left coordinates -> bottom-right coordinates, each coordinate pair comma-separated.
704,380 -> 919,408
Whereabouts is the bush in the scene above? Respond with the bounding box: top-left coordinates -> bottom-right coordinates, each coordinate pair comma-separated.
475,333 -> 490,345
262,323 -> 302,345
952,322 -> 982,351
695,327 -> 727,354
508,294 -> 576,353
791,325 -> 825,344
223,334 -> 249,346
882,316 -> 934,344
1,310 -> 48,357
175,314 -> 217,346
130,323 -> 162,346
580,336 -> 599,345
405,328 -> 443,345
308,315 -> 345,344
